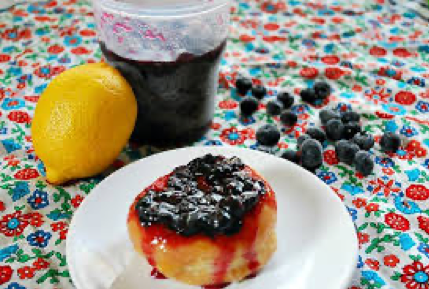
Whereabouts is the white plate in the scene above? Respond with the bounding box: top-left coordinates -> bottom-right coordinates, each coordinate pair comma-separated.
67,146 -> 358,289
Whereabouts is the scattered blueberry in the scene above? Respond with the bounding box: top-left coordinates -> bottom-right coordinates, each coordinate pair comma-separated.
297,134 -> 311,150
306,127 -> 327,144
325,119 -> 345,141
352,132 -> 374,151
341,111 -> 360,123
319,108 -> 341,125
236,77 -> 253,95
313,82 -> 331,100
343,121 -> 361,139
277,92 -> 294,109
239,97 -> 259,116
266,100 -> 284,116
354,151 -> 374,176
252,85 -> 267,99
300,88 -> 317,103
301,139 -> 323,170
335,140 -> 360,165
256,124 -> 281,146
380,132 -> 401,153
280,111 -> 298,126
281,150 -> 300,164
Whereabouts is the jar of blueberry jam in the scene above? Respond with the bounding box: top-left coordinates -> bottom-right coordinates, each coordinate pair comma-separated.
92,0 -> 230,146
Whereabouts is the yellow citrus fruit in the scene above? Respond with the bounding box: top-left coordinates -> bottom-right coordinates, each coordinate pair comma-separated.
32,63 -> 137,185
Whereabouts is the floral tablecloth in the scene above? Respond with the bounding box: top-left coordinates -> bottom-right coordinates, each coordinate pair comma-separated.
0,0 -> 429,288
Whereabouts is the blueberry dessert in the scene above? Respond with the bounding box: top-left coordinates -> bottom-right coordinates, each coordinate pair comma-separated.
128,154 -> 277,286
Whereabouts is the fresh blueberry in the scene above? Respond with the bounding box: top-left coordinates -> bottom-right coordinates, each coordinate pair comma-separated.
353,151 -> 374,176
236,77 -> 252,95
252,85 -> 267,99
300,88 -> 317,103
335,140 -> 360,165
256,124 -> 281,146
239,96 -> 259,116
277,92 -> 294,108
281,150 -> 300,164
306,127 -> 327,144
280,111 -> 298,126
297,134 -> 311,150
319,108 -> 341,125
301,139 -> 323,170
380,132 -> 401,152
313,82 -> 331,99
343,121 -> 361,139
266,100 -> 284,116
352,132 -> 374,151
325,119 -> 345,141
341,111 -> 360,123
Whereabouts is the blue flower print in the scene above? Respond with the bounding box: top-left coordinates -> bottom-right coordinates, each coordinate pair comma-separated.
7,67 -> 22,77
405,169 -> 420,181
58,56 -> 71,64
375,157 -> 394,168
317,171 -> 337,184
382,104 -> 406,116
361,270 -> 386,286
27,4 -> 46,14
399,233 -> 415,251
1,139 -> 22,153
11,182 -> 30,202
335,102 -> 352,114
416,101 -> 429,113
418,243 -> 429,259
400,125 -> 418,137
34,83 -> 47,94
347,207 -> 357,221
224,111 -> 236,121
340,92 -> 355,99
27,230 -> 52,248
394,194 -> 421,214
239,115 -> 256,126
7,283 -> 27,289
0,244 -> 18,262
302,39 -> 316,48
341,183 -> 364,195
291,104 -> 309,115
407,77 -> 425,87
1,98 -> 25,110
64,35 -> 82,47
423,159 -> 429,170
384,120 -> 398,132
204,140 -> 222,146
357,255 -> 364,269
418,45 -> 429,53
38,162 -> 46,177
27,189 -> 49,210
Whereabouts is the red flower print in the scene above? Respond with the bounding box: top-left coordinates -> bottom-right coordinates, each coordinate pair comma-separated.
323,150 -> 339,165
415,147 -> 427,158
369,178 -> 401,197
406,185 -> 429,201
385,212 -> 410,231
365,203 -> 379,212
378,66 -> 403,81
401,261 -> 429,289
382,168 -> 395,176
300,67 -> 319,79
25,95 -> 39,102
0,211 -> 30,237
71,195 -> 84,208
369,46 -> 387,57
80,29 -> 96,36
51,222 -> 67,232
33,258 -> 50,270
220,127 -> 249,145
364,87 -> 392,105
325,67 -> 344,80
352,198 -> 367,208
331,17 -> 344,23
218,99 -> 238,110
384,254 -> 400,267
365,259 -> 380,271
60,229 -> 68,240
47,44 -> 64,54
395,91 -> 416,105
358,232 -> 369,245
393,48 -> 412,58
406,140 -> 421,152
14,168 -> 40,180
264,23 -> 279,31
321,55 -> 340,65
239,35 -> 255,42
8,111 -> 31,123
375,111 -> 394,119
211,122 -> 221,130
0,265 -> 13,285
0,54 -> 11,63
71,47 -> 91,55
29,212 -> 44,227
417,216 -> 429,235
240,127 -> 256,139
261,2 -> 279,14
17,266 -> 35,279
0,201 -> 4,211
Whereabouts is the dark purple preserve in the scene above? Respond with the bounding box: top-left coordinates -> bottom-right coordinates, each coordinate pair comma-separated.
100,41 -> 226,146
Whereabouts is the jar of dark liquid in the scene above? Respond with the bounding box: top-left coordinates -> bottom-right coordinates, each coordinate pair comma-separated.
92,0 -> 230,146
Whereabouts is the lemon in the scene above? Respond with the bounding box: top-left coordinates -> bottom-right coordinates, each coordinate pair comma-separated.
32,63 -> 137,185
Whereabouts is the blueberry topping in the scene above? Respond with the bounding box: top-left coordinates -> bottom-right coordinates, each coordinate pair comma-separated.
343,121 -> 361,139
319,108 -> 341,125
281,150 -> 300,164
335,140 -> 360,165
236,77 -> 253,95
300,88 -> 317,103
313,82 -> 331,99
240,97 -> 259,116
280,111 -> 298,127
256,124 -> 281,146
301,139 -> 323,170
325,119 -> 345,141
297,134 -> 311,150
135,155 -> 267,237
341,111 -> 360,123
352,132 -> 374,151
380,132 -> 401,153
277,92 -> 294,109
306,127 -> 327,144
252,85 -> 267,99
266,100 -> 284,116
353,151 -> 374,176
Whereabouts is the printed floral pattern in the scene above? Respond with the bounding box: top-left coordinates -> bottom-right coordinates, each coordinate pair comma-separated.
0,0 -> 428,288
